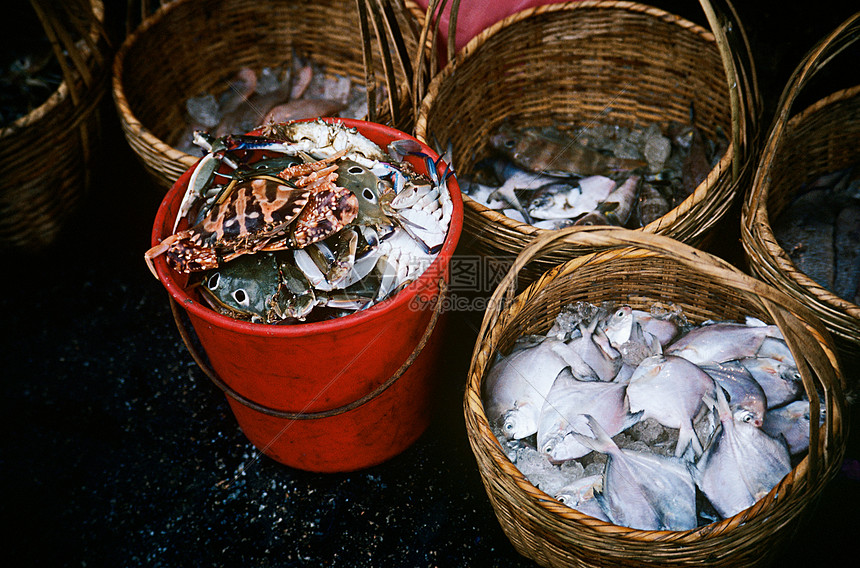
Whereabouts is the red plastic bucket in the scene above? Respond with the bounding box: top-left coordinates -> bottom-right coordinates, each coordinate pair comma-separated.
150,118 -> 463,472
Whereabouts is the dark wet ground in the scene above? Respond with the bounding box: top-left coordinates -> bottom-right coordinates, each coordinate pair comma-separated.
3,2 -> 859,566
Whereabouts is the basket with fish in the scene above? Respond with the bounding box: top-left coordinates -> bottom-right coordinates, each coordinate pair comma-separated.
414,0 -> 759,283
465,226 -> 847,568
742,13 -> 860,383
113,0 -> 420,190
0,0 -> 109,252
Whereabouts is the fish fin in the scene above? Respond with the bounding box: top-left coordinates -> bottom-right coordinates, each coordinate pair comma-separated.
676,423 -> 703,460
622,410 -> 644,432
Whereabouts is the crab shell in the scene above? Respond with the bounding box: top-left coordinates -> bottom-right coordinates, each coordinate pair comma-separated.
146,155 -> 360,276
159,176 -> 312,273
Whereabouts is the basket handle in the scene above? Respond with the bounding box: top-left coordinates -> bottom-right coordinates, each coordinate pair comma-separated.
169,278 -> 447,420
698,0 -> 760,182
746,13 -> 860,218
471,225 -> 846,480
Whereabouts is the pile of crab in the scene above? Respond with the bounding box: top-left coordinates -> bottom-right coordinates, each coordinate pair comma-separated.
145,119 -> 454,324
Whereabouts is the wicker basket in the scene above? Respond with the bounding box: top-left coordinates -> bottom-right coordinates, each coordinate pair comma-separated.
0,0 -> 109,253
112,0 -> 417,191
414,0 -> 759,284
465,226 -> 847,568
741,13 -> 860,382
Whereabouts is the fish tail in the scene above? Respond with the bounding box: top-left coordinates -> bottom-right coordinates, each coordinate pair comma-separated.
570,414 -> 617,454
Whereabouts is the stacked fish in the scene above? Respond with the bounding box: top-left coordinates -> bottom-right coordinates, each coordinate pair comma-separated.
773,165 -> 860,304
485,302 -> 819,530
177,53 -> 379,156
146,119 -> 453,324
460,120 -> 725,229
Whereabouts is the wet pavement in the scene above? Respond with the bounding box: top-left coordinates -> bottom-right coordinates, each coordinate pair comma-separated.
3,2 -> 859,566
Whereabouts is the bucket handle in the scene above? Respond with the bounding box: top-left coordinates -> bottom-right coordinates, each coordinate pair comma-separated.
169,278 -> 447,420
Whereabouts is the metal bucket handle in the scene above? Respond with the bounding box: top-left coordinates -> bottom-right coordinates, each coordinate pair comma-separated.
169,277 -> 447,420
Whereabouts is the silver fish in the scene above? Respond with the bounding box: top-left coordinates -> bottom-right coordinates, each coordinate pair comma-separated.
555,474 -> 610,521
567,318 -> 622,382
692,386 -> 792,519
485,338 -> 578,439
700,361 -> 767,428
737,357 -> 803,409
666,319 -> 784,366
603,306 -> 663,366
537,368 -> 639,463
762,399 -> 824,455
574,415 -> 698,531
626,354 -> 715,458
527,176 -> 616,221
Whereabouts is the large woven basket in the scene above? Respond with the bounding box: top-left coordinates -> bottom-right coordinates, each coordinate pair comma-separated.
741,13 -> 860,382
465,226 -> 847,568
0,0 -> 109,253
112,0 -> 417,191
414,0 -> 759,283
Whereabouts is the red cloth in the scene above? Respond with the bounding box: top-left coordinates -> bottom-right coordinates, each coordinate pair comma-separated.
413,0 -> 576,54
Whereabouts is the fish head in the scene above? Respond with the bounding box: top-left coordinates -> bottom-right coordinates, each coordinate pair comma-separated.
733,402 -> 764,429
502,408 -> 537,440
605,306 -> 634,345
488,123 -> 521,158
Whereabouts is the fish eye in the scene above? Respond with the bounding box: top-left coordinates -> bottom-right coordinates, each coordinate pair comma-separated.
504,423 -> 513,431
504,139 -> 515,148
543,445 -> 552,454
233,288 -> 249,306
362,187 -> 377,202
207,273 -> 220,289
348,166 -> 364,175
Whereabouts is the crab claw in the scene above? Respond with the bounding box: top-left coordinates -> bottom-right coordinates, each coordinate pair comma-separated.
144,233 -> 180,279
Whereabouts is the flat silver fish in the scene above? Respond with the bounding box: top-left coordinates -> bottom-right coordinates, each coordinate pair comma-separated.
692,386 -> 792,519
574,415 -> 698,531
700,361 -> 767,428
762,399 -> 824,455
566,318 -> 622,382
737,357 -> 803,409
485,338 -> 579,439
537,368 -> 639,463
666,319 -> 784,366
527,176 -> 615,221
603,306 -> 663,366
555,474 -> 610,521
626,354 -> 715,458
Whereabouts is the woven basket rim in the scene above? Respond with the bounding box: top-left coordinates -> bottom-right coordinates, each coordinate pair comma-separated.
466,227 -> 846,547
111,0 -> 198,171
415,0 -> 746,242
0,0 -> 106,138
112,0 -> 417,188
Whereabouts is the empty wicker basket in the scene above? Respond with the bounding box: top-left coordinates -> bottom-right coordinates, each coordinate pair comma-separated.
0,0 -> 109,253
112,0 -> 417,190
742,13 -> 860,383
414,0 -> 759,284
466,226 -> 846,568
